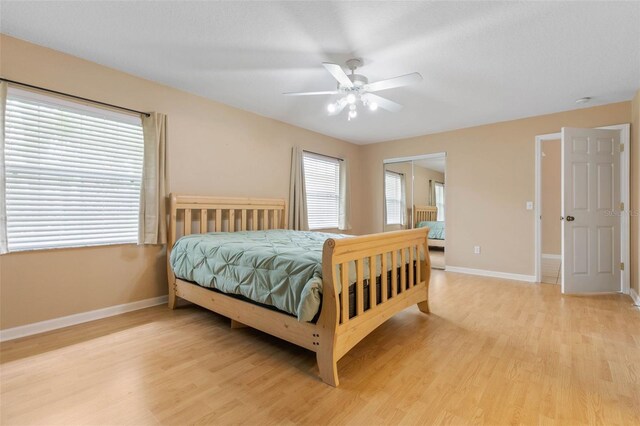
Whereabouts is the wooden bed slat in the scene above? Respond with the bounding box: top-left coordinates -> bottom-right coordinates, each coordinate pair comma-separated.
381,253 -> 388,303
184,209 -> 192,235
215,209 -> 222,232
391,250 -> 398,297
241,210 -> 247,231
400,249 -> 407,291
200,209 -> 208,233
369,255 -> 377,309
340,263 -> 349,324
409,247 -> 414,288
416,246 -> 421,286
356,259 -> 364,316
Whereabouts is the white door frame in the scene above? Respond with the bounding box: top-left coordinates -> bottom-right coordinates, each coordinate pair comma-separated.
534,123 -> 630,294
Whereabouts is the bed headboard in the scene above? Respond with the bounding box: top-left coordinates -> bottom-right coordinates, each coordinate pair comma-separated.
168,194 -> 287,249
414,205 -> 437,227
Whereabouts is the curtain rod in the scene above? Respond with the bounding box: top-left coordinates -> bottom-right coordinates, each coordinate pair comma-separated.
0,77 -> 151,118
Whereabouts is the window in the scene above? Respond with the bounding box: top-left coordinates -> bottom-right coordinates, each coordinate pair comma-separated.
435,182 -> 445,221
385,171 -> 404,225
303,152 -> 341,230
3,87 -> 144,251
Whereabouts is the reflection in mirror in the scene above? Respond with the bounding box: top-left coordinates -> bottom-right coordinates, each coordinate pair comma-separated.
383,154 -> 446,269
383,161 -> 413,232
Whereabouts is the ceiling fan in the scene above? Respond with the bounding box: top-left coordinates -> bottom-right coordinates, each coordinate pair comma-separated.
283,59 -> 422,120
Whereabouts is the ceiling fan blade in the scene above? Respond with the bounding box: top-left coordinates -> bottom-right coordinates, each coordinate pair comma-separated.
365,72 -> 422,92
363,93 -> 403,112
328,101 -> 347,116
283,90 -> 340,96
322,62 -> 353,88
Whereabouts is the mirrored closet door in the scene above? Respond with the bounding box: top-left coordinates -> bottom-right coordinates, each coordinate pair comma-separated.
383,154 -> 446,269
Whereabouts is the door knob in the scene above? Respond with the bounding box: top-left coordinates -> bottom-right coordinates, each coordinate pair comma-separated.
566,216 -> 575,222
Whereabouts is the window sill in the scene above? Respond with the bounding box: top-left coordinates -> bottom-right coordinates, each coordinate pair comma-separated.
1,241 -> 163,255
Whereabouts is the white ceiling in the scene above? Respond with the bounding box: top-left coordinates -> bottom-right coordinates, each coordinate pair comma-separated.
2,1 -> 639,144
414,157 -> 446,174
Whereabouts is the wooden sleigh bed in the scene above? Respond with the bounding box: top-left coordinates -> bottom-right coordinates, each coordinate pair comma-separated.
414,205 -> 444,248
167,194 -> 431,386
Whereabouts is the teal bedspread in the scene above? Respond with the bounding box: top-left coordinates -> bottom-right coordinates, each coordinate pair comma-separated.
170,230 -> 352,322
417,221 -> 445,240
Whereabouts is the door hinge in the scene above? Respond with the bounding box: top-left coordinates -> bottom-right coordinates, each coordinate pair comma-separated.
620,262 -> 625,271
620,202 -> 625,211
620,143 -> 624,152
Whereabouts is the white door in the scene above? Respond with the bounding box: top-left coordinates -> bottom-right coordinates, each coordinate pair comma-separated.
561,128 -> 620,293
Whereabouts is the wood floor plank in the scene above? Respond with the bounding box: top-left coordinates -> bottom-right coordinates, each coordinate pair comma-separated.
1,270 -> 639,425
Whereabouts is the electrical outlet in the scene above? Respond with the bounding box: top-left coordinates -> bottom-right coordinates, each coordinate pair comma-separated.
526,201 -> 534,210
474,246 -> 481,254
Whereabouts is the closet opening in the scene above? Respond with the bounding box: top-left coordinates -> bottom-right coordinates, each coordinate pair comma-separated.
383,153 -> 447,270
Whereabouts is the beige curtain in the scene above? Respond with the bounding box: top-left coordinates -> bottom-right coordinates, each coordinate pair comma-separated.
138,112 -> 167,245
0,82 -> 7,254
288,146 -> 309,231
338,158 -> 351,231
428,179 -> 436,206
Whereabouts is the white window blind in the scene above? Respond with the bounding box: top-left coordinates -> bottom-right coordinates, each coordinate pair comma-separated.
385,171 -> 403,225
435,182 -> 445,221
303,152 -> 341,230
4,87 -> 144,251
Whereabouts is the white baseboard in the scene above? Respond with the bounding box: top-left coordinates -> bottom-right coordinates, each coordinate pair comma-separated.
630,288 -> 640,307
541,253 -> 562,260
0,295 -> 168,342
445,266 -> 537,283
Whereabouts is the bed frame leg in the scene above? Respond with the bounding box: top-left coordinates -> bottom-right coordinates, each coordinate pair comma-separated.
230,319 -> 248,329
418,246 -> 431,314
418,299 -> 430,314
317,348 -> 339,387
168,281 -> 178,310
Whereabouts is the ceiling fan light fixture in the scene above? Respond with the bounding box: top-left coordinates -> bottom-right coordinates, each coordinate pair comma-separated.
284,59 -> 421,120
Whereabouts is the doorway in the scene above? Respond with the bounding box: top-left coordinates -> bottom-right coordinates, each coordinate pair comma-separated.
540,138 -> 562,284
534,124 -> 630,294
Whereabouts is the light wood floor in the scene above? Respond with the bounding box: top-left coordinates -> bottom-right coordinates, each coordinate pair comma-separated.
2,271 -> 639,425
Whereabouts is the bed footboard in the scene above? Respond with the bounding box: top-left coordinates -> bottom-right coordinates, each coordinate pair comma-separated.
316,228 -> 431,386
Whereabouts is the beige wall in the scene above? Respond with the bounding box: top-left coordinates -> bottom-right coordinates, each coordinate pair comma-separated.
631,89 -> 640,298
541,140 -> 561,255
0,35 -> 365,329
359,102 -> 632,276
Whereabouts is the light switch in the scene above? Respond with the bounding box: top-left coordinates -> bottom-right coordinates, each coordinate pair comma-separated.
526,201 -> 534,210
